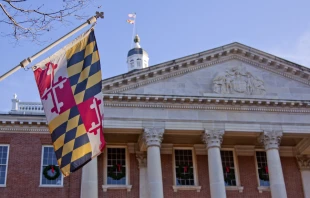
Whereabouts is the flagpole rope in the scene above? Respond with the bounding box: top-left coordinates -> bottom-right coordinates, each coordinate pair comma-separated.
0,11 -> 104,82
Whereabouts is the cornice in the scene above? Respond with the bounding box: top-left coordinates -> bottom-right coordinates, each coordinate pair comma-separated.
0,126 -> 49,133
103,94 -> 310,113
102,46 -> 310,93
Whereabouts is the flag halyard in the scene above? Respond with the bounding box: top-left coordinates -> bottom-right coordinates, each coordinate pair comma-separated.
33,30 -> 105,177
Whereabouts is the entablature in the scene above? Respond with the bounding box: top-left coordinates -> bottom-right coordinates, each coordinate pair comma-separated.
103,94 -> 310,113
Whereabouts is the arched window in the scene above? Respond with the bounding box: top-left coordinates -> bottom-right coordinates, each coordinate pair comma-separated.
130,60 -> 134,68
137,58 -> 141,67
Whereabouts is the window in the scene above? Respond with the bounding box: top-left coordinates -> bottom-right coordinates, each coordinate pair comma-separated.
107,148 -> 127,185
256,151 -> 270,186
221,150 -> 237,186
174,149 -> 195,186
130,60 -> 134,68
40,146 -> 63,186
137,58 -> 141,67
0,145 -> 9,186
102,146 -> 132,192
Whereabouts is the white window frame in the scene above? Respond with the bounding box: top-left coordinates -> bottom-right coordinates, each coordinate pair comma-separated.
39,145 -> 63,187
102,145 -> 132,192
172,147 -> 201,192
254,149 -> 271,193
221,148 -> 243,192
0,144 -> 9,187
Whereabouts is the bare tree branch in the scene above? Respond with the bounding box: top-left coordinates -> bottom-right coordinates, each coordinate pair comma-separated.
0,0 -> 98,42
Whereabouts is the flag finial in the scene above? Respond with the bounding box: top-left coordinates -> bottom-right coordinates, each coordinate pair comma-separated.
134,35 -> 141,48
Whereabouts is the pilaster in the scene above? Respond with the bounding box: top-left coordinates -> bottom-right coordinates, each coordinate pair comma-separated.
297,156 -> 310,198
136,152 -> 149,198
136,152 -> 147,169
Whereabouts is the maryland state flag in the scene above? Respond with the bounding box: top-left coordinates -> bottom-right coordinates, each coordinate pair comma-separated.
33,29 -> 105,176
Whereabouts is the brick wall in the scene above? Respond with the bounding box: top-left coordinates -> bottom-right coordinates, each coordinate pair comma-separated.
0,133 -> 82,198
282,157 -> 304,198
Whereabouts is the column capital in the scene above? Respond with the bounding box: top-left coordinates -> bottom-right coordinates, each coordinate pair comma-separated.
296,155 -> 310,171
143,127 -> 164,147
202,129 -> 224,149
136,152 -> 147,169
259,131 -> 283,150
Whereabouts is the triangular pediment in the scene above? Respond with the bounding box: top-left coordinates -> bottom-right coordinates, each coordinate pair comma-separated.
102,43 -> 310,100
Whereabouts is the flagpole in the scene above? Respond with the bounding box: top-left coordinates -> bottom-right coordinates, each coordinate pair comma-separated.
0,11 -> 104,82
130,20 -> 135,48
130,13 -> 136,48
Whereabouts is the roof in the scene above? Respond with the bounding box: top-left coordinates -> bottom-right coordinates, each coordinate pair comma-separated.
127,48 -> 148,57
102,42 -> 310,94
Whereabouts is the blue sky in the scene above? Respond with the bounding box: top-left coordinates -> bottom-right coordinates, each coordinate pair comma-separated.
1,0 -> 310,111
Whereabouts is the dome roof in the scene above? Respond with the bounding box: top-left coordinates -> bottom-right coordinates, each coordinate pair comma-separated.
127,48 -> 148,57
127,34 -> 148,57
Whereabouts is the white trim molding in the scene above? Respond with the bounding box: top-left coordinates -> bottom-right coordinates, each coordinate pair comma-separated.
103,94 -> 310,113
226,186 -> 244,193
257,186 -> 271,193
102,185 -> 132,192
172,185 -> 201,192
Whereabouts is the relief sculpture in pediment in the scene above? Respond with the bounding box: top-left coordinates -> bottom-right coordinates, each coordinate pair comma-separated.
213,66 -> 266,95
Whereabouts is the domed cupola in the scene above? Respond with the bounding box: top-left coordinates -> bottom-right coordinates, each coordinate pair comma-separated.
127,35 -> 149,72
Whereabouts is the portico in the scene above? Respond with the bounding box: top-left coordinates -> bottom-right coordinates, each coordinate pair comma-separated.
79,120 -> 308,198
92,42 -> 310,198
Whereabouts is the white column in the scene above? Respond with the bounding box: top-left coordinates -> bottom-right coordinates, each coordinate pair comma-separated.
143,128 -> 164,198
80,157 -> 98,198
202,129 -> 226,198
296,156 -> 310,198
137,152 -> 149,198
260,131 -> 287,198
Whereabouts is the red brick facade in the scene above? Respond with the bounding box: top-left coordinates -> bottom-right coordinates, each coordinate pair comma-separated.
0,132 -> 304,198
0,133 -> 82,198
